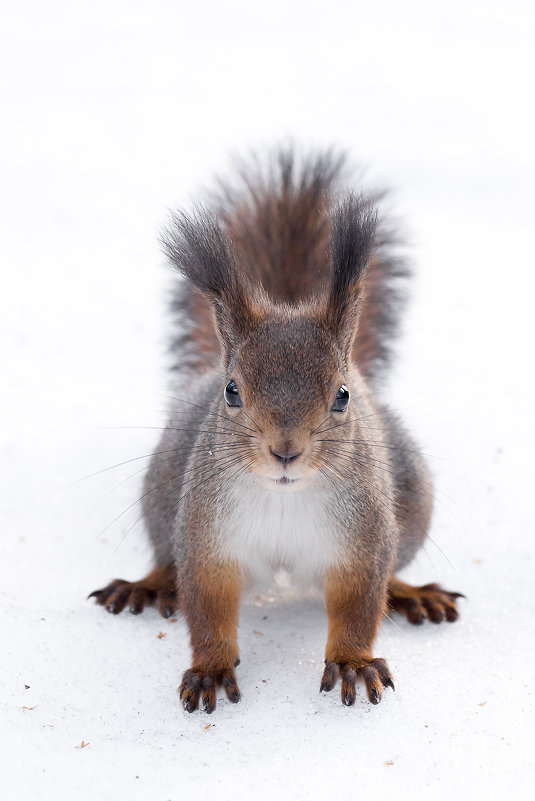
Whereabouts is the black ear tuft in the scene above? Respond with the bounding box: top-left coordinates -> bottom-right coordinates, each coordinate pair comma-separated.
325,193 -> 377,349
161,206 -> 261,358
160,206 -> 239,298
329,193 -> 377,309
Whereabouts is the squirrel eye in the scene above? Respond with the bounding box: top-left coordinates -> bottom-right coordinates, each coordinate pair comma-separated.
224,378 -> 242,408
332,385 -> 350,412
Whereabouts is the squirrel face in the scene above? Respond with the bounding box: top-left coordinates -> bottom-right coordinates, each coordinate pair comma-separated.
221,312 -> 351,490
161,199 -> 377,490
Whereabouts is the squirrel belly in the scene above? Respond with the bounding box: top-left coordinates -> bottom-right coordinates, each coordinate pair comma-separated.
214,470 -> 342,588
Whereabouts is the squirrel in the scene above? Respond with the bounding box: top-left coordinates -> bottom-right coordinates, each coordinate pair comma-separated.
90,148 -> 463,713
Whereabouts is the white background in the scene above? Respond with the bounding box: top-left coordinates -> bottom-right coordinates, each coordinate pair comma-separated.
1,1 -> 534,799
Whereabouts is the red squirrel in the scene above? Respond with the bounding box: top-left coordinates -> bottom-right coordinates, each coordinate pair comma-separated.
90,148 -> 463,713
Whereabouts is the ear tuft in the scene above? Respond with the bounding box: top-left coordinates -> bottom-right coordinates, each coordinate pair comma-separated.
160,206 -> 239,298
325,194 -> 377,350
161,206 -> 261,358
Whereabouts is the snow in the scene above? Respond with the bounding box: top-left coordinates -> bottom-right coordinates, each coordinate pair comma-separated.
1,1 -> 535,799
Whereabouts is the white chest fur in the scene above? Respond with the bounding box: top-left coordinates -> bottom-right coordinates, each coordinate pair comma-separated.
216,475 -> 342,586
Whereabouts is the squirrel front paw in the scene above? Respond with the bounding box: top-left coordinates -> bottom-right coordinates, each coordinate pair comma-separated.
320,656 -> 394,707
179,664 -> 241,714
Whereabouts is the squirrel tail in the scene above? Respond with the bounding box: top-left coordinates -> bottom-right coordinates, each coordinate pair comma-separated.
166,146 -> 410,384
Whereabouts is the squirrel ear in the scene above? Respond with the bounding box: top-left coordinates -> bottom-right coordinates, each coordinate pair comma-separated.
324,194 -> 377,354
161,206 -> 260,354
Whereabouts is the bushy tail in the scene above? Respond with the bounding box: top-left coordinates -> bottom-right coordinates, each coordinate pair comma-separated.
166,146 -> 410,383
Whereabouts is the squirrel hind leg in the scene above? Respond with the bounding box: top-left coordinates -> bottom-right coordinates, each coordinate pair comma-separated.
88,564 -> 178,618
386,576 -> 465,625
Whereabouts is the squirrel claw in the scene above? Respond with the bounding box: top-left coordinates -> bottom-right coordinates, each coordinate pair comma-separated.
388,580 -> 464,626
88,569 -> 178,619
179,666 -> 241,713
321,657 -> 394,707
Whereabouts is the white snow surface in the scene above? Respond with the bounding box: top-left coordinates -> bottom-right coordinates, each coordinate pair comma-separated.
1,1 -> 535,799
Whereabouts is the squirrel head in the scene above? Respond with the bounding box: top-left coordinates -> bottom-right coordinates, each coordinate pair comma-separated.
162,196 -> 376,488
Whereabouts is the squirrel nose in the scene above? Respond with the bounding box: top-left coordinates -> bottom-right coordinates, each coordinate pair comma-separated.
269,446 -> 302,466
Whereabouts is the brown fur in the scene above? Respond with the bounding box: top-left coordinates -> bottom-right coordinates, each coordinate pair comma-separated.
223,192 -> 331,302
176,497 -> 244,713
351,255 -> 383,372
322,565 -> 394,706
190,293 -> 221,373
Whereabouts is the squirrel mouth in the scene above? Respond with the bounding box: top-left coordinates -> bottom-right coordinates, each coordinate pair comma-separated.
274,476 -> 300,485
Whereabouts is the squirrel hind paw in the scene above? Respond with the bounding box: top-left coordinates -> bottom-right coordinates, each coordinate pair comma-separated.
88,567 -> 178,618
387,578 -> 464,625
